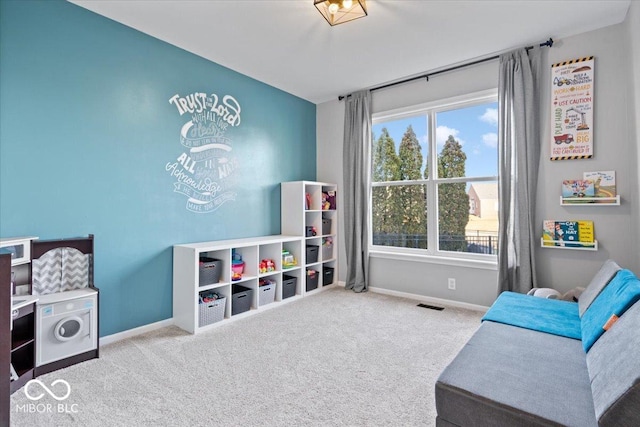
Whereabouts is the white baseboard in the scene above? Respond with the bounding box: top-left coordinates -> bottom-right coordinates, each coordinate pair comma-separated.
100,318 -> 174,346
368,286 -> 489,312
99,281 -> 485,345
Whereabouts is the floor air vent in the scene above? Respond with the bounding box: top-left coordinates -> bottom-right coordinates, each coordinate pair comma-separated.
417,303 -> 444,311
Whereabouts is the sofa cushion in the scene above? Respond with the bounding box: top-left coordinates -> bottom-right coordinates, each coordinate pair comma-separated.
435,321 -> 597,426
581,269 -> 640,352
586,301 -> 640,425
579,259 -> 622,317
482,291 -> 581,339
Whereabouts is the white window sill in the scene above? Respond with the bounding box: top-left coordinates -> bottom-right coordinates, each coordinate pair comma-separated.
369,248 -> 498,271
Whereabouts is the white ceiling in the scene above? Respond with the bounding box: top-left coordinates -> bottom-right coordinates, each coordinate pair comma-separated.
70,0 -> 630,104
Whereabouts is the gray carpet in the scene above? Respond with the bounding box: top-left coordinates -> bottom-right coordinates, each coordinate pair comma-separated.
10,287 -> 483,426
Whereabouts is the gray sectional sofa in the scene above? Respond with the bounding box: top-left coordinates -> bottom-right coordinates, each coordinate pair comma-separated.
435,260 -> 640,426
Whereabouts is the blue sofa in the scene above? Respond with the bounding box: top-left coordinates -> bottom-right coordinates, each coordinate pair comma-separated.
435,260 -> 640,426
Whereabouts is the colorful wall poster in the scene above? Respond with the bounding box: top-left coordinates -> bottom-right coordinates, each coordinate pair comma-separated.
550,56 -> 594,161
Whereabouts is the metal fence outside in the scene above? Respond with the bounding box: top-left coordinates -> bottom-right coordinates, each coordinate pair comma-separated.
372,233 -> 498,254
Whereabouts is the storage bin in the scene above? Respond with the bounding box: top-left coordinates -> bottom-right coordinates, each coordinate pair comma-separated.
258,279 -> 276,306
305,226 -> 317,237
282,275 -> 297,299
306,245 -> 319,263
322,218 -> 332,235
323,266 -> 335,286
232,284 -> 253,315
199,296 -> 226,327
199,257 -> 222,287
322,241 -> 333,260
306,269 -> 319,292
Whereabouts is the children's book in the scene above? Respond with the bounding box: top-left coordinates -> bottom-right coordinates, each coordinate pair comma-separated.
578,220 -> 594,243
542,220 -> 556,246
562,180 -> 595,198
556,221 -> 580,247
583,171 -> 616,199
543,220 -> 595,247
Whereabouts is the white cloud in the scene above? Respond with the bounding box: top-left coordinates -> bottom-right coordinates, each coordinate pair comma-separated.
436,126 -> 464,146
482,132 -> 498,148
480,108 -> 498,127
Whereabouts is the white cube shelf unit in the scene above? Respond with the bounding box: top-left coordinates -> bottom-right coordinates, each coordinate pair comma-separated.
173,235 -> 304,334
281,181 -> 338,292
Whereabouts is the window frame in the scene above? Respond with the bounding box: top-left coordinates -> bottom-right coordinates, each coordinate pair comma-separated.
369,89 -> 499,265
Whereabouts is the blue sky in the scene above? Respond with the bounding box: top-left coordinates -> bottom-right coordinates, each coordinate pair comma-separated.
372,102 -> 499,178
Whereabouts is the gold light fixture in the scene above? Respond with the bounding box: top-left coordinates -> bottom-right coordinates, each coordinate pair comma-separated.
314,0 -> 368,26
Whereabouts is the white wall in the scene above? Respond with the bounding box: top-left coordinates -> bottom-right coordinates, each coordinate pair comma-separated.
535,21 -> 638,293
626,1 -> 640,270
317,18 -> 638,306
316,100 -> 347,285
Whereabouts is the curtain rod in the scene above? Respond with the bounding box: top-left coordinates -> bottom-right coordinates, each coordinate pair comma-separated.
338,38 -> 553,101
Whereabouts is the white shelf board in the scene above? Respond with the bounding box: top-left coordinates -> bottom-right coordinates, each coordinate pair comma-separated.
560,195 -> 620,206
540,238 -> 598,251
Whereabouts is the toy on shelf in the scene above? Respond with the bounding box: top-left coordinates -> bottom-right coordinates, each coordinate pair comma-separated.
259,278 -> 276,287
282,250 -> 297,269
322,190 -> 336,210
321,193 -> 330,210
231,249 -> 244,279
259,259 -> 276,274
305,192 -> 311,210
200,291 -> 223,303
305,226 -> 317,237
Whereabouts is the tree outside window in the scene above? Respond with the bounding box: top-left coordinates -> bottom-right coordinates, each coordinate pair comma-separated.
371,92 -> 499,258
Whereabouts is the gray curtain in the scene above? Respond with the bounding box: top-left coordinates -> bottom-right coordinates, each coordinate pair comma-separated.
343,90 -> 371,293
497,47 -> 542,294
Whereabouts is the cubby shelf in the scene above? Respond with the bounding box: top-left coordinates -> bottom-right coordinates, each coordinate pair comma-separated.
173,235 -> 305,334
173,181 -> 338,335
540,238 -> 598,251
560,195 -> 620,206
281,181 -> 338,293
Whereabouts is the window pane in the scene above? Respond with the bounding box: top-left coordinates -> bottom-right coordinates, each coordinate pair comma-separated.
436,102 -> 498,178
372,184 -> 427,249
372,115 -> 428,181
438,182 -> 499,254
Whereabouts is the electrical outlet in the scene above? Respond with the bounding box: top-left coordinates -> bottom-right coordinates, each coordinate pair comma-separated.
448,278 -> 456,290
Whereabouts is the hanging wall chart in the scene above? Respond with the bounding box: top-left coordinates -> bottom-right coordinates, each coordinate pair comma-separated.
165,92 -> 241,213
550,56 -> 594,161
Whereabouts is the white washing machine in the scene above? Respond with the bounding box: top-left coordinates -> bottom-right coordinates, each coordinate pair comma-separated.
36,289 -> 98,367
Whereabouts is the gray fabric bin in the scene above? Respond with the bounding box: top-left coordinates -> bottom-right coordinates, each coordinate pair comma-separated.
282,275 -> 297,299
258,280 -> 276,306
231,284 -> 253,315
306,245 -> 319,263
322,218 -> 332,235
199,257 -> 222,287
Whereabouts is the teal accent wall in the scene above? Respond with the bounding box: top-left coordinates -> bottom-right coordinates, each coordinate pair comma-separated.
0,0 -> 316,336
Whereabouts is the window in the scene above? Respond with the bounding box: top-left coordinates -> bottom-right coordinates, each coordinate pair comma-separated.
370,90 -> 499,260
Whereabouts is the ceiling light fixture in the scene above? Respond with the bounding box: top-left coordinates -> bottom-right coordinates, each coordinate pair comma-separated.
314,0 -> 367,26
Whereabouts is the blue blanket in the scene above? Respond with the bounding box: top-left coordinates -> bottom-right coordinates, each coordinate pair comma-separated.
482,291 -> 581,340
581,269 -> 640,352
